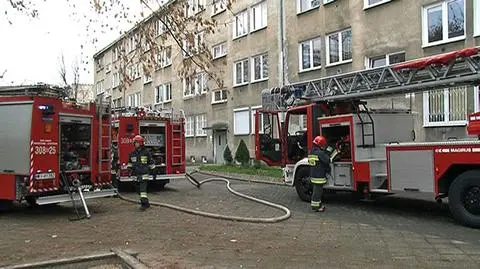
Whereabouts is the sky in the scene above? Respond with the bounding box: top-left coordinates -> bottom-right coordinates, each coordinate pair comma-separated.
0,0 -> 161,86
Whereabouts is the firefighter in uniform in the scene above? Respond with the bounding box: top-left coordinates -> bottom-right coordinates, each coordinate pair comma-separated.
308,136 -> 331,212
127,135 -> 155,210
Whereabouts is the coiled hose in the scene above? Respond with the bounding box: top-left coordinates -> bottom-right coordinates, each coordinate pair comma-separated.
115,171 -> 291,223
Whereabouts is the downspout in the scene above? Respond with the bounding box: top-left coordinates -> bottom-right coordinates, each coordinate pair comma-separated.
279,0 -> 287,86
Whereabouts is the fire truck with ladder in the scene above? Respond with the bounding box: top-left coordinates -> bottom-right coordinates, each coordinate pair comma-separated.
255,47 -> 480,228
110,106 -> 186,189
0,84 -> 116,217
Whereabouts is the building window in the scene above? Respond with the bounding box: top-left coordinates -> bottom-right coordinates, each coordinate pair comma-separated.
234,108 -> 250,135
112,48 -> 119,62
298,0 -> 320,13
364,0 -> 391,9
250,1 -> 267,32
212,89 -> 227,104
475,0 -> 480,36
423,86 -> 468,126
367,52 -> 405,68
143,74 -> 152,84
234,59 -> 249,86
299,37 -> 322,71
155,83 -> 172,104
234,10 -> 249,38
128,92 -> 141,107
251,106 -> 264,134
96,80 -> 104,95
183,32 -> 204,57
252,53 -> 268,82
422,0 -> 465,47
195,114 -> 207,136
212,42 -> 227,59
112,72 -> 120,88
113,98 -> 122,108
212,0 -> 227,15
186,0 -> 205,17
326,28 -> 352,65
157,46 -> 172,68
183,72 -> 208,97
185,116 -> 194,137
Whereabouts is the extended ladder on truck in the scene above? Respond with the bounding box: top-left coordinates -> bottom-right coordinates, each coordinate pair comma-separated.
262,47 -> 480,110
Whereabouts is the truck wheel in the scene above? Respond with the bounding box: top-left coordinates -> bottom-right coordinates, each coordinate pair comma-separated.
26,196 -> 38,207
448,170 -> 480,228
294,167 -> 312,202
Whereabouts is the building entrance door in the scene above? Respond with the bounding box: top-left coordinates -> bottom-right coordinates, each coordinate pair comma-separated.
214,130 -> 227,164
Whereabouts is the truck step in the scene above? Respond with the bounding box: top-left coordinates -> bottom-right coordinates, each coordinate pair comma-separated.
36,189 -> 116,205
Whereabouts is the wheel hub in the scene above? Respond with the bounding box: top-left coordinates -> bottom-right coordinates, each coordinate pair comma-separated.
462,186 -> 480,215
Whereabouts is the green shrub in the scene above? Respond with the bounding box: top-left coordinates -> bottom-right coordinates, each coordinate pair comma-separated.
223,145 -> 233,164
234,139 -> 250,166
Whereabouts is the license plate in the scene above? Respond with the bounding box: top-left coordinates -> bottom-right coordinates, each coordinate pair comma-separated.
35,172 -> 55,180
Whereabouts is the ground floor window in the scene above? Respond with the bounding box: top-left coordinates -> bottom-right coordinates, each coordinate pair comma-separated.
423,86 -> 478,126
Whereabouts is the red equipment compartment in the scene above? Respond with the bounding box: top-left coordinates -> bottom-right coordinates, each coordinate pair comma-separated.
0,175 -> 16,200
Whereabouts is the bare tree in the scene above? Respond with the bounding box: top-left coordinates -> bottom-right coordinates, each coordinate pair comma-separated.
0,70 -> 6,79
7,0 -> 237,94
58,53 -> 81,99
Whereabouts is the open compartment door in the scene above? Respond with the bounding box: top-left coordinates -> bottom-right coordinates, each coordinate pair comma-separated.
255,110 -> 284,166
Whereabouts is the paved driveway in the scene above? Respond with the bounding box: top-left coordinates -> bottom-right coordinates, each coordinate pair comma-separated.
1,172 -> 480,268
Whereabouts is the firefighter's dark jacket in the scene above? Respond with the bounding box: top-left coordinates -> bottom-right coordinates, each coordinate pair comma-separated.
127,146 -> 155,176
308,145 -> 331,179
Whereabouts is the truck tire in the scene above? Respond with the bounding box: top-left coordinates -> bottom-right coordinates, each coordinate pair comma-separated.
294,166 -> 312,202
448,170 -> 480,228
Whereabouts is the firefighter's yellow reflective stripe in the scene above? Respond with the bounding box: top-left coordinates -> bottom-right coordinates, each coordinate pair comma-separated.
140,156 -> 148,164
330,149 -> 339,162
140,174 -> 148,180
127,163 -> 133,168
130,157 -> 137,162
308,155 -> 319,166
311,201 -> 320,207
311,177 -> 327,184
140,192 -> 148,198
149,164 -> 156,169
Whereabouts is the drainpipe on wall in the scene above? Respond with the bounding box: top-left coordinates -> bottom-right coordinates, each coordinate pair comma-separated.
279,0 -> 287,87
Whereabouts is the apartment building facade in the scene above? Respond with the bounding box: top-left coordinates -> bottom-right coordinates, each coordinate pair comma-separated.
93,0 -> 480,164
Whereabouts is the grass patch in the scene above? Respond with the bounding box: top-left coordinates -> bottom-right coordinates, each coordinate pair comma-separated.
199,164 -> 283,178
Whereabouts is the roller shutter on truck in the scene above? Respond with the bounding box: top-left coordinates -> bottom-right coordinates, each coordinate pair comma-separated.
0,102 -> 33,175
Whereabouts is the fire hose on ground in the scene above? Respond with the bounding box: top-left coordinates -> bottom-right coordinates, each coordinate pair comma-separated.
115,170 -> 292,223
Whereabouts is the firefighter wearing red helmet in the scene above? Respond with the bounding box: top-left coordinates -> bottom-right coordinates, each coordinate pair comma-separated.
127,135 -> 155,210
308,135 -> 331,212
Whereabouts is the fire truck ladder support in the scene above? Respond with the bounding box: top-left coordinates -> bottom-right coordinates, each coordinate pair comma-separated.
116,171 -> 291,223
261,47 -> 480,110
98,94 -> 112,182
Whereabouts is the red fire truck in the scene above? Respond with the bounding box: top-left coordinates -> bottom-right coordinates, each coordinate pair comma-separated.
111,106 -> 186,189
255,47 -> 480,228
0,84 -> 115,216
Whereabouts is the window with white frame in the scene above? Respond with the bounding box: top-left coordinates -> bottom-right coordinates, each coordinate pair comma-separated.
251,106 -> 264,134
423,86 -> 468,126
144,73 -> 152,84
183,32 -> 205,57
158,46 -> 172,68
250,1 -> 267,32
185,116 -> 194,137
234,59 -> 249,86
298,0 -> 320,13
96,80 -> 104,95
326,28 -> 352,65
183,72 -> 208,97
113,98 -> 122,108
234,10 -> 249,38
186,0 -> 205,17
195,114 -> 207,136
212,42 -> 227,59
299,37 -> 322,71
367,52 -> 405,68
475,0 -> 480,36
364,0 -> 391,9
422,0 -> 465,47
252,53 -> 268,82
112,72 -> 120,88
234,108 -> 250,135
96,57 -> 104,71
212,89 -> 227,104
156,18 -> 167,36
112,48 -> 119,62
212,0 -> 226,15
155,83 -> 172,104
128,92 -> 141,107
